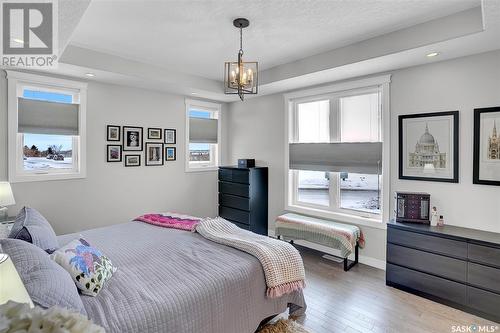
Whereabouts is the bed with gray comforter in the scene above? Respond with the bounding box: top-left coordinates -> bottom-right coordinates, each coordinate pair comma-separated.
56,221 -> 306,333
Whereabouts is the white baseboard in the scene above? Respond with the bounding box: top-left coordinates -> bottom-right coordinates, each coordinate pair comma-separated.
268,229 -> 386,271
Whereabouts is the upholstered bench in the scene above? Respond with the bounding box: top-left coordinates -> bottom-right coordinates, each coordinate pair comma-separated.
275,213 -> 364,271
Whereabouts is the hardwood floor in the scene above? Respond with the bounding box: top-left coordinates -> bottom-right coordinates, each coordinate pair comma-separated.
288,246 -> 499,333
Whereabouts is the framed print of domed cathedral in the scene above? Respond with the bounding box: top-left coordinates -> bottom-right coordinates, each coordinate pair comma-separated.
399,111 -> 459,183
473,107 -> 500,186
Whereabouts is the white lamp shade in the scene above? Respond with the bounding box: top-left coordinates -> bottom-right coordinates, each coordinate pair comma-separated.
0,182 -> 15,207
0,254 -> 34,307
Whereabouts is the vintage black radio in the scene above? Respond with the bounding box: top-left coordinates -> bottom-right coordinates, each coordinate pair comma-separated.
394,192 -> 430,224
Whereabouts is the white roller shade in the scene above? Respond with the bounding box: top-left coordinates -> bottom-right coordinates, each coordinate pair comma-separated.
289,142 -> 382,174
18,98 -> 79,135
189,117 -> 218,143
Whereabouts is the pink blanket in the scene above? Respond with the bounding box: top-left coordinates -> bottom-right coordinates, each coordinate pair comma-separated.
134,213 -> 200,231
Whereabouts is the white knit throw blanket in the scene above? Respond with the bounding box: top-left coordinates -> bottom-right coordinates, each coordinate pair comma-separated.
196,217 -> 306,298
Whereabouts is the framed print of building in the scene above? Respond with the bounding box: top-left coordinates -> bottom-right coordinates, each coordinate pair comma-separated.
399,111 -> 459,183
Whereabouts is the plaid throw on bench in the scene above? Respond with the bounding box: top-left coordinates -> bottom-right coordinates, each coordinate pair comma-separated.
196,217 -> 306,298
275,213 -> 365,258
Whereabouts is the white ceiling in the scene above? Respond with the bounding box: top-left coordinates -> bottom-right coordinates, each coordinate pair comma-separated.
58,0 -> 91,56
70,0 -> 480,80
20,0 -> 500,102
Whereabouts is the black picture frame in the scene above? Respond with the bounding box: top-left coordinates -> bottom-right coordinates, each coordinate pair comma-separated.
473,106 -> 500,186
148,128 -> 163,140
123,126 -> 143,151
164,129 -> 176,144
124,154 -> 141,167
165,147 -> 176,161
399,111 -> 459,183
107,145 -> 122,162
107,125 -> 121,141
145,142 -> 164,166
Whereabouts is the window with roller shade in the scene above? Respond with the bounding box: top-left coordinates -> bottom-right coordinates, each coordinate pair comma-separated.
7,71 -> 87,182
286,78 -> 390,223
185,99 -> 221,172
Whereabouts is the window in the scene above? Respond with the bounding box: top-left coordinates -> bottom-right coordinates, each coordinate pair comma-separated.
185,99 -> 221,172
297,170 -> 330,206
286,76 -> 391,225
340,93 -> 380,142
7,71 -> 87,182
297,100 -> 329,143
339,172 -> 381,214
23,134 -> 74,172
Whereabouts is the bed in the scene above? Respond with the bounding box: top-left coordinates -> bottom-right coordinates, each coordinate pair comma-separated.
56,221 -> 306,333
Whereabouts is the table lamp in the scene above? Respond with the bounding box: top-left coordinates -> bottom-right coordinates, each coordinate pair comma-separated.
0,182 -> 15,218
0,254 -> 33,307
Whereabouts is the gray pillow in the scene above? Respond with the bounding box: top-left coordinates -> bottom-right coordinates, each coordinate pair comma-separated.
9,206 -> 58,253
0,238 -> 87,315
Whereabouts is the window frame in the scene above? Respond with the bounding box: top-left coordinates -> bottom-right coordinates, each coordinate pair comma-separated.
7,70 -> 87,183
284,75 -> 391,229
184,98 -> 221,172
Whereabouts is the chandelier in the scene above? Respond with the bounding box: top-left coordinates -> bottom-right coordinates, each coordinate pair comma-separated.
224,18 -> 258,101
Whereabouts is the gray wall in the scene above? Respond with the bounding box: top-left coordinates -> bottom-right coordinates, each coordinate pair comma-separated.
0,73 -> 226,235
390,50 -> 500,233
226,50 -> 500,264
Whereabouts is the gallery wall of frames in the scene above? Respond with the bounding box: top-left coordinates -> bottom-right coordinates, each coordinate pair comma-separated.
106,125 -> 177,167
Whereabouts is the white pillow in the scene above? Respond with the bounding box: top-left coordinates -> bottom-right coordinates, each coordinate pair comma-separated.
51,238 -> 116,296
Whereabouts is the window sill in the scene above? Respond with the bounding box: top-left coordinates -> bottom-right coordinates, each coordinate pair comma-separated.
285,204 -> 387,230
9,171 -> 86,183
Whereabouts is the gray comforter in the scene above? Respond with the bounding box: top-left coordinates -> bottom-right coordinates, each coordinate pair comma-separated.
57,222 -> 306,333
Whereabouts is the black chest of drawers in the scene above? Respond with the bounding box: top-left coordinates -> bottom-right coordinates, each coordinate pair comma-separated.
387,221 -> 500,323
218,166 -> 268,236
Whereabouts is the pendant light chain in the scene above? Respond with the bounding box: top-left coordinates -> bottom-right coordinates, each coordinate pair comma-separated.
238,26 -> 243,100
239,27 -> 244,55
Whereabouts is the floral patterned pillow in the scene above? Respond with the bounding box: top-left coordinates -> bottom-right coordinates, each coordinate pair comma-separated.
51,238 -> 116,297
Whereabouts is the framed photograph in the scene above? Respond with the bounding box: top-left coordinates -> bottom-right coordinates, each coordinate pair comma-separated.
107,145 -> 122,162
124,154 -> 141,167
165,147 -> 176,161
473,107 -> 500,186
399,111 -> 459,183
148,128 -> 162,140
107,125 -> 120,141
145,143 -> 164,166
123,126 -> 143,151
164,129 -> 176,144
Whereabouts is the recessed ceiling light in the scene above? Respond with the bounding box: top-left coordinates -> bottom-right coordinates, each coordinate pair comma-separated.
191,92 -> 198,95
84,73 -> 95,77
426,52 -> 440,58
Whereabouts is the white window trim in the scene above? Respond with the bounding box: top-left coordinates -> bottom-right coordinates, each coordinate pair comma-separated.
6,70 -> 87,183
284,75 -> 391,229
184,98 -> 221,172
